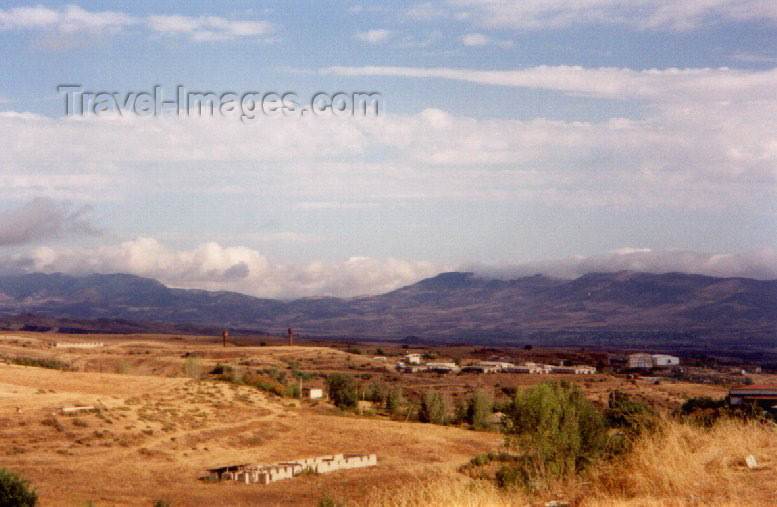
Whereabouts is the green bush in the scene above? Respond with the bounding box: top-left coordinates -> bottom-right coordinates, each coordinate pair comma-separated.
0,468 -> 38,506
419,390 -> 447,424
674,395 -> 765,426
502,381 -> 607,481
326,374 -> 358,410
605,390 -> 659,438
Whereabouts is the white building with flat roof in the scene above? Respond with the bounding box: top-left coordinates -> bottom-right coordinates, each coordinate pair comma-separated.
651,354 -> 680,367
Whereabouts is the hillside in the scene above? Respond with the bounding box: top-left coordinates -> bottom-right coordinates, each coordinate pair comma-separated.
0,271 -> 775,349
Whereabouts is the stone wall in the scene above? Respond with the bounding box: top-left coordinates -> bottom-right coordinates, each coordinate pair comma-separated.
54,342 -> 104,349
208,453 -> 377,485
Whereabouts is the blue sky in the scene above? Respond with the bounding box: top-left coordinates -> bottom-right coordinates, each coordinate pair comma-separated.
1,1 -> 776,297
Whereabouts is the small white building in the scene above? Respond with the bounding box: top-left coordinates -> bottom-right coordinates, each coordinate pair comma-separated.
651,354 -> 680,367
302,388 -> 323,399
404,353 -> 422,365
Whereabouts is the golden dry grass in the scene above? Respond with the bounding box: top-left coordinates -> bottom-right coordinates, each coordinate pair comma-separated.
586,418 -> 777,506
363,474 -> 527,507
362,418 -> 777,507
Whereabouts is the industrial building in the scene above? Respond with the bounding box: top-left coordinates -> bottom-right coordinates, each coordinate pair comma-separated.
729,384 -> 777,411
628,353 -> 680,369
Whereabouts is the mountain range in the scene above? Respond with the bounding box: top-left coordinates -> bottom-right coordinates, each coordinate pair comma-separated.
0,271 -> 775,350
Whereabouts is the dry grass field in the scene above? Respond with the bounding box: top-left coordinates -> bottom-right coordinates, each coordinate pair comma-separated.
0,331 -> 773,506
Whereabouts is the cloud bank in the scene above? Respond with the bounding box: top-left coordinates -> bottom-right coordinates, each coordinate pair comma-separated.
1,239 -> 774,298
0,237 -> 440,298
0,198 -> 101,246
467,248 -> 777,282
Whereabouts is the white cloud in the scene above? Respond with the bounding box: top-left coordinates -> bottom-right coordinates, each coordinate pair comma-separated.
354,28 -> 392,44
404,3 -> 448,20
146,15 -> 272,41
460,32 -> 512,47
0,5 -> 273,42
450,0 -> 777,31
2,237 -> 440,298
467,248 -> 777,281
460,32 -> 489,46
0,5 -> 135,33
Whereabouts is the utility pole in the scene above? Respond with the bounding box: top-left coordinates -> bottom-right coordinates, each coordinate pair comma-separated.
222,329 -> 229,347
288,328 -> 293,346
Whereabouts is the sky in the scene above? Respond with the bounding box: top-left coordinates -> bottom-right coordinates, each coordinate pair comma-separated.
1,1 -> 777,297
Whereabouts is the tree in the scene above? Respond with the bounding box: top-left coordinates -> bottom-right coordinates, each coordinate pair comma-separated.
365,382 -> 387,404
467,388 -> 493,430
325,374 -> 358,410
0,468 -> 37,506
419,390 -> 447,424
385,387 -> 404,417
502,381 -> 607,479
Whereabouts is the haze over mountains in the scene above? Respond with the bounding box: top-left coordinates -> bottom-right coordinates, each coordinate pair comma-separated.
0,271 -> 775,350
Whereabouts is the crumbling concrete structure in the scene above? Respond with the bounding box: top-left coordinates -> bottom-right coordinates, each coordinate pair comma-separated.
208,453 -> 377,485
55,342 -> 104,349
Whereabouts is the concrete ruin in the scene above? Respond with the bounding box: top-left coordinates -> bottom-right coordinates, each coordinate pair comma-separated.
61,405 -> 96,414
54,342 -> 104,349
208,453 -> 377,485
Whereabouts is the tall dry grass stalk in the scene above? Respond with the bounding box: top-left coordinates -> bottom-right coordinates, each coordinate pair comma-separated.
362,474 -> 529,507
586,417 -> 777,506
362,418 -> 776,507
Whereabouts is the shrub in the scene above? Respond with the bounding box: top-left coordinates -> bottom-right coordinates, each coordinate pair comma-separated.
605,390 -> 659,438
115,360 -> 130,374
184,357 -> 203,380
41,417 -> 64,432
9,356 -> 71,371
284,383 -> 300,399
419,390 -> 448,424
0,468 -> 38,506
501,381 -> 607,484
326,374 -> 358,410
317,493 -> 346,507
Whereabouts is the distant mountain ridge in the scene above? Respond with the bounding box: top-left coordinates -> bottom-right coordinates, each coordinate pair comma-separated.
0,271 -> 775,349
